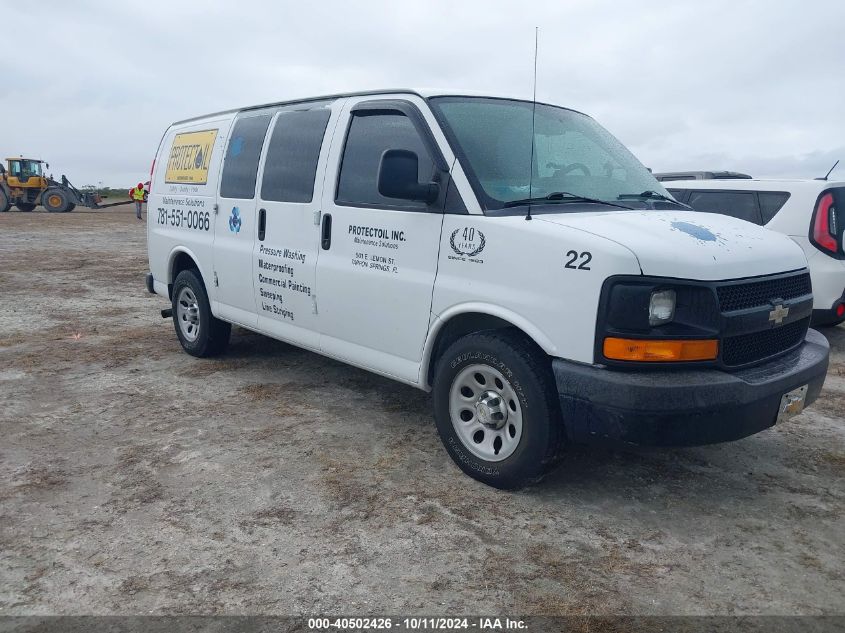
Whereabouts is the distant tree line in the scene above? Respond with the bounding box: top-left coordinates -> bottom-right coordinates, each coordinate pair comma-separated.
84,186 -> 134,199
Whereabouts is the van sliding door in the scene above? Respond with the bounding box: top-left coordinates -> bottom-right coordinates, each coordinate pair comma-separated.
251,101 -> 339,349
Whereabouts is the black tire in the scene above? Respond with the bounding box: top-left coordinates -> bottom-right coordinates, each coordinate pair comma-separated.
0,189 -> 10,212
66,203 -> 76,212
432,329 -> 565,489
42,188 -> 72,213
16,202 -> 36,212
171,269 -> 231,357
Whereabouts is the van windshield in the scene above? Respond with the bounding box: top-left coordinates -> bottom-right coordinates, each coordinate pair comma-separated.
430,97 -> 669,211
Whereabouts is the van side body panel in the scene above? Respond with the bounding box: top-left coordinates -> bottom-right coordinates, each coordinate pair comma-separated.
147,114 -> 235,312
429,214 -> 642,370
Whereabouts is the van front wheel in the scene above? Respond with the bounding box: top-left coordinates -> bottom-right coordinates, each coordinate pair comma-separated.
171,269 -> 231,357
432,330 -> 565,489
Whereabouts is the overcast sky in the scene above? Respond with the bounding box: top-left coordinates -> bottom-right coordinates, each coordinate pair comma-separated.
2,0 -> 843,186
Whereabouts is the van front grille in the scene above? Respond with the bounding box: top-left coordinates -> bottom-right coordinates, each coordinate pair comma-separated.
721,317 -> 810,367
717,272 -> 812,312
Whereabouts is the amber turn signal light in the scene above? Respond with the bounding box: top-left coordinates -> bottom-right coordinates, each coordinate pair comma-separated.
603,337 -> 718,362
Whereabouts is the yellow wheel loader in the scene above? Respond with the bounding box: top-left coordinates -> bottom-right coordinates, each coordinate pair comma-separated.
0,157 -> 132,213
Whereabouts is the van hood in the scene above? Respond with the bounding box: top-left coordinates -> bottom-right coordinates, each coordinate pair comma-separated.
538,210 -> 807,280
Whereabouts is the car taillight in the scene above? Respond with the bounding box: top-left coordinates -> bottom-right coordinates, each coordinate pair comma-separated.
811,192 -> 838,255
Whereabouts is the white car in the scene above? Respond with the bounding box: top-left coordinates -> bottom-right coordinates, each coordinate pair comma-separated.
145,90 -> 829,488
665,179 -> 845,326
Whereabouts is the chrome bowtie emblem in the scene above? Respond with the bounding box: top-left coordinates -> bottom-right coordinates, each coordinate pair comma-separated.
769,304 -> 789,326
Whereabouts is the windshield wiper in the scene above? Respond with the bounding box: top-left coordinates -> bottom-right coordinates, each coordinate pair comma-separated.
618,190 -> 692,209
503,191 -> 633,210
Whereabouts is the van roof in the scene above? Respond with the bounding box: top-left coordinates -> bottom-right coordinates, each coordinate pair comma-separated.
663,178 -> 845,190
173,88 -> 587,125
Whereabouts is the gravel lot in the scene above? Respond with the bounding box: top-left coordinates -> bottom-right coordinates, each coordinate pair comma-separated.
1,208 -> 843,616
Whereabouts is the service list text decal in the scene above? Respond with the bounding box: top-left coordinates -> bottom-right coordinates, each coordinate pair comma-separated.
256,244 -> 310,323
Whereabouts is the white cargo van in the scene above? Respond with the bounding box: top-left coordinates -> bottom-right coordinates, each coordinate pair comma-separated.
146,90 -> 829,489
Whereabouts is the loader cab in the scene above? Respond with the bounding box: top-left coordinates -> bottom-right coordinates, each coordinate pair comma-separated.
6,158 -> 46,187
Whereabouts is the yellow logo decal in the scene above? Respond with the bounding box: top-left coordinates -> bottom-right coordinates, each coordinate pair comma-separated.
165,129 -> 218,184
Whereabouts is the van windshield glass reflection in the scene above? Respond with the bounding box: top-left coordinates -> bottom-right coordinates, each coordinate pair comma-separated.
430,97 -> 668,210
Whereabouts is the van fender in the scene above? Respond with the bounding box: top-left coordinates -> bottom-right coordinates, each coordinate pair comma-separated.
420,302 -> 557,389
167,246 -> 213,296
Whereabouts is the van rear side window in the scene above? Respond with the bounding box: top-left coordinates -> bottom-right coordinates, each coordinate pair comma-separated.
758,191 -> 790,224
261,109 -> 331,203
220,114 -> 273,199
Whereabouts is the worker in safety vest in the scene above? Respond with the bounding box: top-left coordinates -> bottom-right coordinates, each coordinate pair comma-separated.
129,182 -> 145,220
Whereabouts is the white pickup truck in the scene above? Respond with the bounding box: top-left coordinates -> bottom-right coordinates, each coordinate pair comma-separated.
146,90 -> 829,489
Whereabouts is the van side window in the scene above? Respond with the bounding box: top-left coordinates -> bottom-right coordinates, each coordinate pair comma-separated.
687,191 -> 761,224
758,191 -> 791,224
261,109 -> 331,203
336,112 -> 435,209
220,114 -> 273,199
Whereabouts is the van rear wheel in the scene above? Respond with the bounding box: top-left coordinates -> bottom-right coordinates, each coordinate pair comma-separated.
432,330 -> 565,489
171,269 -> 231,357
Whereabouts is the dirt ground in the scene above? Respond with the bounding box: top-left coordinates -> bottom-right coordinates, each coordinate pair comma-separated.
1,207 -> 843,616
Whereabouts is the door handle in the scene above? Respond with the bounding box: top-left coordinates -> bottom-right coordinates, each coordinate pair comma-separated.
258,208 -> 266,241
321,213 -> 332,250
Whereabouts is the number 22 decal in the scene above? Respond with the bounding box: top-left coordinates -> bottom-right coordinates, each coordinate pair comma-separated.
565,250 -> 592,270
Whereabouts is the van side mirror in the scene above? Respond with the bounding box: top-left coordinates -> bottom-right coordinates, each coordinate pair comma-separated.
378,149 -> 439,204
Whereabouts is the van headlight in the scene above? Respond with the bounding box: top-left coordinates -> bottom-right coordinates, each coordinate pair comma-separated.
597,277 -> 721,365
648,289 -> 676,326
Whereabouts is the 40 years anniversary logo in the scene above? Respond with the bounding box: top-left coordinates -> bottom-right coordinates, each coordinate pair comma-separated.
449,227 -> 486,258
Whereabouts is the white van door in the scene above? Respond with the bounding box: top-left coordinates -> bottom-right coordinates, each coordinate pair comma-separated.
316,99 -> 449,383
213,110 -> 274,327
252,101 -> 338,349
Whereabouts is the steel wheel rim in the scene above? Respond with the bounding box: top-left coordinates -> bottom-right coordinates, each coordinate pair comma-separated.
176,287 -> 200,342
448,363 -> 523,462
